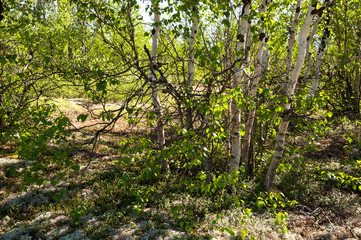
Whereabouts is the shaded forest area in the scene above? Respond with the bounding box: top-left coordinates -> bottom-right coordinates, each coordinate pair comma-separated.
1,0 -> 361,239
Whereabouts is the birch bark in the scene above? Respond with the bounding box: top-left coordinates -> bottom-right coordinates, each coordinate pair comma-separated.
224,3 -> 232,160
303,15 -> 322,82
149,3 -> 168,171
241,0 -> 268,174
308,14 -> 330,100
229,0 -> 251,173
265,2 -> 318,191
186,3 -> 199,130
285,0 -> 302,80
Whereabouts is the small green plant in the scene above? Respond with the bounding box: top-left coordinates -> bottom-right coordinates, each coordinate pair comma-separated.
14,103 -> 73,186
69,205 -> 87,222
320,170 -> 361,192
256,192 -> 297,234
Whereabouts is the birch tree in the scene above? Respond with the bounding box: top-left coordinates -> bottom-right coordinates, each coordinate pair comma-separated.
241,0 -> 269,174
355,31 -> 361,113
149,2 -> 168,171
308,13 -> 331,100
303,15 -> 322,82
285,0 -> 302,81
264,1 -> 330,191
186,2 -> 199,130
229,0 -> 251,173
224,2 -> 232,159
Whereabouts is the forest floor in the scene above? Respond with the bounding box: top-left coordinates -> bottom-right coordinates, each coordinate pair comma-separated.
1,98 -> 361,240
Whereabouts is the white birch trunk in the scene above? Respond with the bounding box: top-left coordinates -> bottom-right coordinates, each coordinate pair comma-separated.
149,4 -> 168,171
285,0 -> 302,80
308,16 -> 330,100
303,16 -> 322,82
186,4 -> 199,130
229,0 -> 251,173
241,0 -> 268,174
262,42 -> 270,75
224,3 -> 232,159
265,3 -> 317,191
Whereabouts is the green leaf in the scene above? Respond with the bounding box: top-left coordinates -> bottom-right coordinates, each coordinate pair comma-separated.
199,172 -> 207,181
96,80 -> 107,91
240,129 -> 246,136
77,114 -> 88,122
44,56 -> 51,64
89,13 -> 97,20
225,227 -> 235,236
221,19 -> 230,26
0,57 -> 7,65
17,73 -> 25,78
71,165 -> 80,171
257,201 -> 264,209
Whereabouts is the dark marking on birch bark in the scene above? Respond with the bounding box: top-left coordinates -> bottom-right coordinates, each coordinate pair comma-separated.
259,32 -> 265,41
278,132 -> 285,137
311,6 -> 325,15
275,146 -> 284,151
241,0 -> 251,16
296,6 -> 300,13
237,34 -> 245,43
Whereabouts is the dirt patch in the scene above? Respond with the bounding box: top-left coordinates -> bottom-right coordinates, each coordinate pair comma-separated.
305,136 -> 348,161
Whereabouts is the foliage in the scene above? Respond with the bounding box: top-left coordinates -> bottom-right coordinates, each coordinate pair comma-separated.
1,0 -> 361,238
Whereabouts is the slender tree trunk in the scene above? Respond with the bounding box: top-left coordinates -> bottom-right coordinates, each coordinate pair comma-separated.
229,0 -> 251,173
354,13 -> 361,113
276,0 -> 302,97
265,3 -> 318,191
241,0 -> 268,175
286,0 -> 302,80
262,41 -> 270,75
0,92 -> 3,135
186,3 -> 199,130
149,3 -> 168,171
224,3 -> 232,161
308,14 -> 330,100
68,36 -> 73,61
303,15 -> 322,82
356,59 -> 360,113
